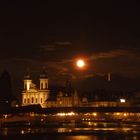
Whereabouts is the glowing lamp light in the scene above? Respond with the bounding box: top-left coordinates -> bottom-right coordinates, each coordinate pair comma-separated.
93,112 -> 97,117
21,130 -> 25,134
120,99 -> 126,103
15,105 -> 19,107
57,112 -> 75,116
116,112 -> 120,115
123,113 -> 127,117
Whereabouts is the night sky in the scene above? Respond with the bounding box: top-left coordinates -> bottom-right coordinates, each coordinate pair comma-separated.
0,1 -> 140,94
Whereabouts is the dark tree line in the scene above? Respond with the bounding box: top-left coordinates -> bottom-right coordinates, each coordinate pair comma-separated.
0,70 -> 15,103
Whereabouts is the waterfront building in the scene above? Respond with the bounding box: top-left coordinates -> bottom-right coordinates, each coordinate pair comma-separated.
21,71 -> 130,108
43,82 -> 80,108
22,71 -> 50,107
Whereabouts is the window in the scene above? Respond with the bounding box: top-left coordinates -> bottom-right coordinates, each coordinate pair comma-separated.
24,98 -> 26,104
41,98 -> 43,103
45,83 -> 47,89
28,98 -> 30,103
32,97 -> 34,103
24,84 -> 27,90
41,83 -> 43,89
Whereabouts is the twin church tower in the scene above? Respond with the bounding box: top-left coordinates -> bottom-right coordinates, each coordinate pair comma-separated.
22,70 -> 50,107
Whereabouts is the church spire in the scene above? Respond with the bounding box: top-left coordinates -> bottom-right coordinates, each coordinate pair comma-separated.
39,68 -> 48,90
40,68 -> 48,79
24,68 -> 31,80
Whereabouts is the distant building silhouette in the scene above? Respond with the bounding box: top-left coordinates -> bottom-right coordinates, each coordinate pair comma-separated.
44,80 -> 80,108
0,70 -> 15,104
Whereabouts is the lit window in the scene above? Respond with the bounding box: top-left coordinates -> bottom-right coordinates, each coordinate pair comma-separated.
24,98 -> 26,103
41,83 -> 43,89
120,99 -> 126,103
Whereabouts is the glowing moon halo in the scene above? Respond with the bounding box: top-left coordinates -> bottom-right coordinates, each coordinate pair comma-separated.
76,59 -> 85,68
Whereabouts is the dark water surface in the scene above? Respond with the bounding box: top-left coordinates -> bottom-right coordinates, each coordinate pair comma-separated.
0,122 -> 140,140
0,133 -> 140,140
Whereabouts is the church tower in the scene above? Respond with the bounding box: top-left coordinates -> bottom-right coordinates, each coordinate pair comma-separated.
22,70 -> 50,107
38,70 -> 50,107
39,70 -> 48,90
24,73 -> 32,91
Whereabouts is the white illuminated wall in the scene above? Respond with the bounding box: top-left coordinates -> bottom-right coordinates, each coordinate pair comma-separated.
22,78 -> 49,107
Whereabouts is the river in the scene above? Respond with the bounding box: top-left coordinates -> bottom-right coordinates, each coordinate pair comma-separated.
0,121 -> 140,140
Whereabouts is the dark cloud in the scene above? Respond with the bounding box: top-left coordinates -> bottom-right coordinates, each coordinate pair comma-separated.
0,1 -> 140,92
91,49 -> 140,60
55,41 -> 72,46
40,45 -> 56,52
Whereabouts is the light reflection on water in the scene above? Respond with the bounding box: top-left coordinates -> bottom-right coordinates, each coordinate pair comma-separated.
54,135 -> 139,140
1,127 -> 137,135
1,122 -> 140,139
64,136 -> 94,140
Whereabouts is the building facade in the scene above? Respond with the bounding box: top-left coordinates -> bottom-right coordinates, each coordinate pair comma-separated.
44,90 -> 80,108
22,71 -> 50,107
21,72 -> 130,108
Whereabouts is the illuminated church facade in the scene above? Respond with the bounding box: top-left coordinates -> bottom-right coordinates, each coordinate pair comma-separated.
21,71 -> 80,108
22,71 -> 50,107
21,71 -> 124,108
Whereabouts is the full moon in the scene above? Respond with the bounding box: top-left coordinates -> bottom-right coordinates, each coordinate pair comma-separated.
76,59 -> 85,68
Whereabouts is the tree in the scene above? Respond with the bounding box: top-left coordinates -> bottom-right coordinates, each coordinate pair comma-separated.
0,70 -> 14,103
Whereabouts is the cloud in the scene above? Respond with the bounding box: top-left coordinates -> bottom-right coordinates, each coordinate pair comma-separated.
86,48 -> 140,78
91,49 -> 140,60
55,41 -> 72,46
1,47 -> 140,82
39,41 -> 72,53
40,45 -> 56,52
45,61 -> 68,72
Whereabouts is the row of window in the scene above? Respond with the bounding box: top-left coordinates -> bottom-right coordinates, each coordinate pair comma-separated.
23,98 -> 43,104
40,83 -> 48,89
24,83 -> 48,90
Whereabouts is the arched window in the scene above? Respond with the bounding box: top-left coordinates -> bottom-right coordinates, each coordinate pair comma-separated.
24,98 -> 26,104
32,97 -> 34,103
41,83 -> 43,89
45,83 -> 47,89
28,98 -> 30,103
24,84 -> 27,90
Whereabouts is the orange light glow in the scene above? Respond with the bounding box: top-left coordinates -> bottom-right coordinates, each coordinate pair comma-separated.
92,112 -> 97,116
76,59 -> 85,68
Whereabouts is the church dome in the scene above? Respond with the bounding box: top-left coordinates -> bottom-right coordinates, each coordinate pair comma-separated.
24,69 -> 31,80
40,70 -> 48,79
24,73 -> 31,80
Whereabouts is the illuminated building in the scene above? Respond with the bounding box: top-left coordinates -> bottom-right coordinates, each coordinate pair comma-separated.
22,71 -> 50,107
107,72 -> 111,82
44,81 -> 80,108
44,88 -> 79,108
21,71 -> 130,108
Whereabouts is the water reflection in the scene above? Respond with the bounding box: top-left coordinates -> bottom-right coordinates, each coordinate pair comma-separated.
1,121 -> 140,139
1,134 -> 139,140
66,136 -> 97,140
